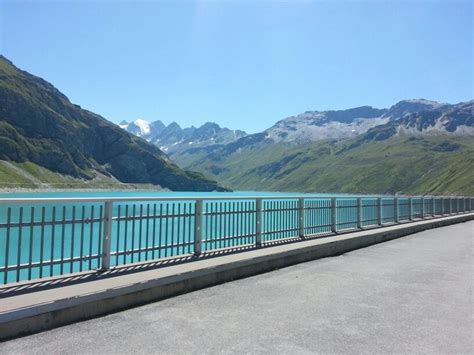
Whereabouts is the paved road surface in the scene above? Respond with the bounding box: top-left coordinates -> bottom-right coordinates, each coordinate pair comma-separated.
1,221 -> 473,354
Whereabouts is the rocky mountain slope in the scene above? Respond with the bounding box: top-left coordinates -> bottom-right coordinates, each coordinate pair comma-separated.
0,56 -> 225,191
171,100 -> 474,194
120,119 -> 246,155
264,106 -> 388,143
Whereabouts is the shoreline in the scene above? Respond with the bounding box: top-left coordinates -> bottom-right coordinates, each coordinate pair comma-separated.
0,186 -> 168,194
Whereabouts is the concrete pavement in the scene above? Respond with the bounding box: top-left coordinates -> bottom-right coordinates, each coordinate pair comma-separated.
1,221 -> 472,353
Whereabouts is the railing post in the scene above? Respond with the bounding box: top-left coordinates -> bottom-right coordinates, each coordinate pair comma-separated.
331,198 -> 337,233
101,201 -> 113,271
432,197 -> 435,217
449,198 -> 453,215
421,197 -> 425,219
394,197 -> 399,223
457,198 -> 460,214
356,197 -> 362,229
377,197 -> 382,225
256,198 -> 262,247
298,198 -> 305,238
194,200 -> 203,256
408,197 -> 413,220
441,198 -> 444,216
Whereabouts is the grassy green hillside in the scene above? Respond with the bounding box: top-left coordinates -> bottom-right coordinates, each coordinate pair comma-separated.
0,160 -> 161,190
176,135 -> 474,195
0,55 -> 225,191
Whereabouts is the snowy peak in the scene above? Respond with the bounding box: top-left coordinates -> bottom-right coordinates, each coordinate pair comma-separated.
122,118 -> 152,137
121,119 -> 247,155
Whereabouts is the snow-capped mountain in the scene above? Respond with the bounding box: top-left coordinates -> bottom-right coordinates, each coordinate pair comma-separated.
119,118 -> 152,137
120,119 -> 247,154
120,99 -> 473,162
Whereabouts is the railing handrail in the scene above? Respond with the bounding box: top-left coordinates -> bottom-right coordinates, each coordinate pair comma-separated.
0,194 -> 470,205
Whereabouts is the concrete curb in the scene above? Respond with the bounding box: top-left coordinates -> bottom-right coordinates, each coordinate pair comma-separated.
1,213 -> 473,341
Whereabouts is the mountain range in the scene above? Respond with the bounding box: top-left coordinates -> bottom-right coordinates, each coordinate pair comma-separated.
0,55 -> 225,191
122,98 -> 473,194
0,54 -> 472,194
119,119 -> 246,155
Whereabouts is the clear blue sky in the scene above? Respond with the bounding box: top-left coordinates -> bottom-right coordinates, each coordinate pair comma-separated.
1,0 -> 472,133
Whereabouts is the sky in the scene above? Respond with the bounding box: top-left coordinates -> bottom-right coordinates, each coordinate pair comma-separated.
0,0 -> 472,133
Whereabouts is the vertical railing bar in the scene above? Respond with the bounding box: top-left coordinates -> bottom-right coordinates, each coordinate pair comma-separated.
39,206 -> 45,279
131,204 -> 136,262
408,198 -> 413,220
28,207 -> 34,281
298,198 -> 304,238
176,203 -> 181,255
16,207 -> 23,283
228,202 -> 232,246
116,205 -> 121,266
97,205 -> 103,268
245,201 -> 249,244
79,206 -> 85,272
4,208 -> 11,284
357,197 -> 362,229
51,206 -> 56,277
138,204 -> 143,262
194,200 -> 203,256
164,204 -> 169,257
60,206 -> 66,276
207,202 -> 212,248
223,202 -> 228,247
70,206 -> 76,274
331,198 -> 337,233
421,197 -> 425,219
152,204 -> 157,259
123,204 -> 129,264
101,201 -> 113,271
272,200 -> 276,239
213,202 -> 218,249
158,204 -> 163,259
146,204 -> 150,260
186,202 -> 190,253
170,203 -> 175,256
377,198 -> 382,226
218,201 -> 221,248
88,206 -> 94,271
256,198 -> 262,247
187,203 -> 192,253
239,201 -> 244,244
231,202 -> 238,246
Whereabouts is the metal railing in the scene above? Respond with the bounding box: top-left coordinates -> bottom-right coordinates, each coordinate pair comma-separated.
0,195 -> 472,285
